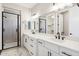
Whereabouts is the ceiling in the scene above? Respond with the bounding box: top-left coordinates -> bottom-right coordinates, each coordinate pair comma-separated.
14,3 -> 37,8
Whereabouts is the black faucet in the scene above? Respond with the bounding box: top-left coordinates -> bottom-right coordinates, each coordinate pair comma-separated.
57,32 -> 60,39
61,36 -> 65,40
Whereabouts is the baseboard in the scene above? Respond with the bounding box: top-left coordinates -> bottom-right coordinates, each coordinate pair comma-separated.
0,50 -> 2,55
4,42 -> 17,49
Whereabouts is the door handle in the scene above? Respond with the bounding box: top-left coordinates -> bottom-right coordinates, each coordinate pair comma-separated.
3,16 -> 7,18
25,39 -> 27,42
3,28 -> 5,32
16,28 -> 18,32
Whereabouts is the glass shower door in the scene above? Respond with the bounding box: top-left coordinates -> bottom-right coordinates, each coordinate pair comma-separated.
3,12 -> 18,49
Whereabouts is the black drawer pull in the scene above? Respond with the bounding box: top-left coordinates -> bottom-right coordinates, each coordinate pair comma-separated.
30,44 -> 33,47
31,39 -> 34,41
25,39 -> 27,42
62,52 -> 72,56
48,51 -> 50,56
31,52 -> 34,55
38,41 -> 42,44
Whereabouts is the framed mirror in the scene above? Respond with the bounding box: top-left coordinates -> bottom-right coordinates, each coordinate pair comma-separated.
39,17 -> 46,33
28,21 -> 31,30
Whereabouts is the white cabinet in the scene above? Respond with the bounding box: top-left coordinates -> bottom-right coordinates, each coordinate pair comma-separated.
37,38 -> 79,56
45,41 -> 59,53
24,34 -> 29,49
24,35 -> 37,56
37,39 -> 60,56
44,41 -> 60,56
37,44 -> 49,56
28,43 -> 37,56
49,50 -> 59,56
28,37 -> 37,56
24,34 -> 79,56
37,39 -> 49,56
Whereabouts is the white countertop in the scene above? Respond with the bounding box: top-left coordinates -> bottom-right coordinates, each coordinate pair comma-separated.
23,32 -> 79,52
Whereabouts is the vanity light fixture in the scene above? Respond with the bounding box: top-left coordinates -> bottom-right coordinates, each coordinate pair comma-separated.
51,15 -> 55,19
51,3 -> 73,12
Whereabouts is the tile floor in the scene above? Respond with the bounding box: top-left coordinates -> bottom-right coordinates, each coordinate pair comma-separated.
0,47 -> 30,56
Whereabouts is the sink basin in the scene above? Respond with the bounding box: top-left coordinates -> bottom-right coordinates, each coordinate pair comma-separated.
48,37 -> 66,43
53,39 -> 65,43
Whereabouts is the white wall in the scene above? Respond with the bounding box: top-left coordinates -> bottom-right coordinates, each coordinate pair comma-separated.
69,5 -> 79,39
0,3 -> 31,47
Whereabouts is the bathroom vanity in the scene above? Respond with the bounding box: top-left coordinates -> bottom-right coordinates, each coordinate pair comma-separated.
23,33 -> 79,56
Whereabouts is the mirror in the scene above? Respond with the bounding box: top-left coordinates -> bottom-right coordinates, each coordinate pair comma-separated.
28,21 -> 31,30
27,18 -> 39,33
58,11 -> 69,36
38,12 -> 58,34
34,21 -> 36,29
46,12 -> 57,34
58,5 -> 79,40
39,17 -> 46,33
31,21 -> 36,30
68,5 -> 79,38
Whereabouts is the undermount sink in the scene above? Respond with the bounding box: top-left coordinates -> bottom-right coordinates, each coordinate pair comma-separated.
48,37 -> 67,43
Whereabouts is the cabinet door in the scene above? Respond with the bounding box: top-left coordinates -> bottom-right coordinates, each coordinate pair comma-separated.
24,35 -> 32,51
38,45 -> 49,56
50,50 -> 59,56
24,35 -> 28,49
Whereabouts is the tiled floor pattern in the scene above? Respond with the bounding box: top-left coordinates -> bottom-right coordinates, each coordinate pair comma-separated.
0,47 -> 30,56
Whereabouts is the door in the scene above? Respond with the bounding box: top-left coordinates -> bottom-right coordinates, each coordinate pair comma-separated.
39,19 -> 46,33
2,12 -> 19,49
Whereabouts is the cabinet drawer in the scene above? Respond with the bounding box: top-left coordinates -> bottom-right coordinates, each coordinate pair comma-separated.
29,43 -> 36,49
24,35 -> 29,42
37,39 -> 45,46
28,44 -> 37,56
60,47 -> 79,56
51,51 -> 59,56
45,41 -> 59,53
29,37 -> 36,44
29,50 -> 35,56
24,35 -> 29,49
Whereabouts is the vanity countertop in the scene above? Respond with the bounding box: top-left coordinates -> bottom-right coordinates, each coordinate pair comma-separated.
23,32 -> 79,52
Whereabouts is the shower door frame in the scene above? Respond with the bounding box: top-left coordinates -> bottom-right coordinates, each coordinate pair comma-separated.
2,11 -> 21,50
